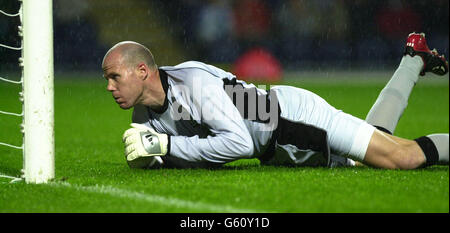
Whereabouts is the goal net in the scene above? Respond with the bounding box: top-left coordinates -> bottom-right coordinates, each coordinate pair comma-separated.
0,0 -> 54,184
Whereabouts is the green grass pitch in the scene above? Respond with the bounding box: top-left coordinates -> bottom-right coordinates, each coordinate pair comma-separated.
0,72 -> 448,213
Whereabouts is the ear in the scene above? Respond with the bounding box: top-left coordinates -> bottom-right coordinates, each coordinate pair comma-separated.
136,63 -> 149,80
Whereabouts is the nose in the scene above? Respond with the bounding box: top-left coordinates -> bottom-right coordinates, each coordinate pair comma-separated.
106,79 -> 116,92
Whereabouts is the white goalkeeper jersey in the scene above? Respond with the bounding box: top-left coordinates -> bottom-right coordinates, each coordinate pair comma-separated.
132,61 -> 276,164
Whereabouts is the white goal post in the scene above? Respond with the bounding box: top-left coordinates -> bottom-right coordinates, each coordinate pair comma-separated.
22,0 -> 55,183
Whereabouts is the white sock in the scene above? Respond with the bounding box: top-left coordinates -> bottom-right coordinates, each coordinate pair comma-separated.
427,134 -> 449,165
365,55 -> 423,133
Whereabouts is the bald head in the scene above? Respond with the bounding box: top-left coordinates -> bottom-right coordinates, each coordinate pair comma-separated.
102,41 -> 157,71
102,41 -> 165,110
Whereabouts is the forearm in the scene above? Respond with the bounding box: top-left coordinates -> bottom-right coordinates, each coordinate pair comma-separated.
168,133 -> 254,164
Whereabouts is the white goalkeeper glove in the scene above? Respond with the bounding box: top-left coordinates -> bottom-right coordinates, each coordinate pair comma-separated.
122,123 -> 169,168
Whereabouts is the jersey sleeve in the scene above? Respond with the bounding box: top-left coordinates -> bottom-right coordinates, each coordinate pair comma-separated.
168,69 -> 254,164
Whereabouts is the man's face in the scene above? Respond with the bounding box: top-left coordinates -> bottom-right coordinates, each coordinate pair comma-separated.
102,54 -> 143,109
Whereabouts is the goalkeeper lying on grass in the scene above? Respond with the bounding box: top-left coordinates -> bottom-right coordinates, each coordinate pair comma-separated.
101,32 -> 449,170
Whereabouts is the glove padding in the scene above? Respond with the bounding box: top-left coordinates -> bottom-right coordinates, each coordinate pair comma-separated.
122,123 -> 168,168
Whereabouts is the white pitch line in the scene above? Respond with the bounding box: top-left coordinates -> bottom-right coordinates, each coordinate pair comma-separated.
0,173 -> 23,183
51,182 -> 266,213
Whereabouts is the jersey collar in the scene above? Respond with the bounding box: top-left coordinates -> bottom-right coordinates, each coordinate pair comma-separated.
151,69 -> 170,114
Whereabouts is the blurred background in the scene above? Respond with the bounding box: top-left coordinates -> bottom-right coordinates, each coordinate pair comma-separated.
1,0 -> 448,80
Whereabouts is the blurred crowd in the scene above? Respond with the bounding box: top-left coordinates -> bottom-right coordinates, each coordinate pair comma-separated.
163,0 -> 449,68
0,0 -> 448,71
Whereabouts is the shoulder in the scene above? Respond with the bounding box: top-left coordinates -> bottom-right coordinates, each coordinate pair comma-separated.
161,61 -> 235,82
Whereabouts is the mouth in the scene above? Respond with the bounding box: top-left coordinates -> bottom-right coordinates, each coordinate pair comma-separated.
113,95 -> 122,102
113,96 -> 129,109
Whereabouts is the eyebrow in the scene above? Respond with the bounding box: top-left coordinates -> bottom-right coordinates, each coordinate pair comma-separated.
104,71 -> 120,79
